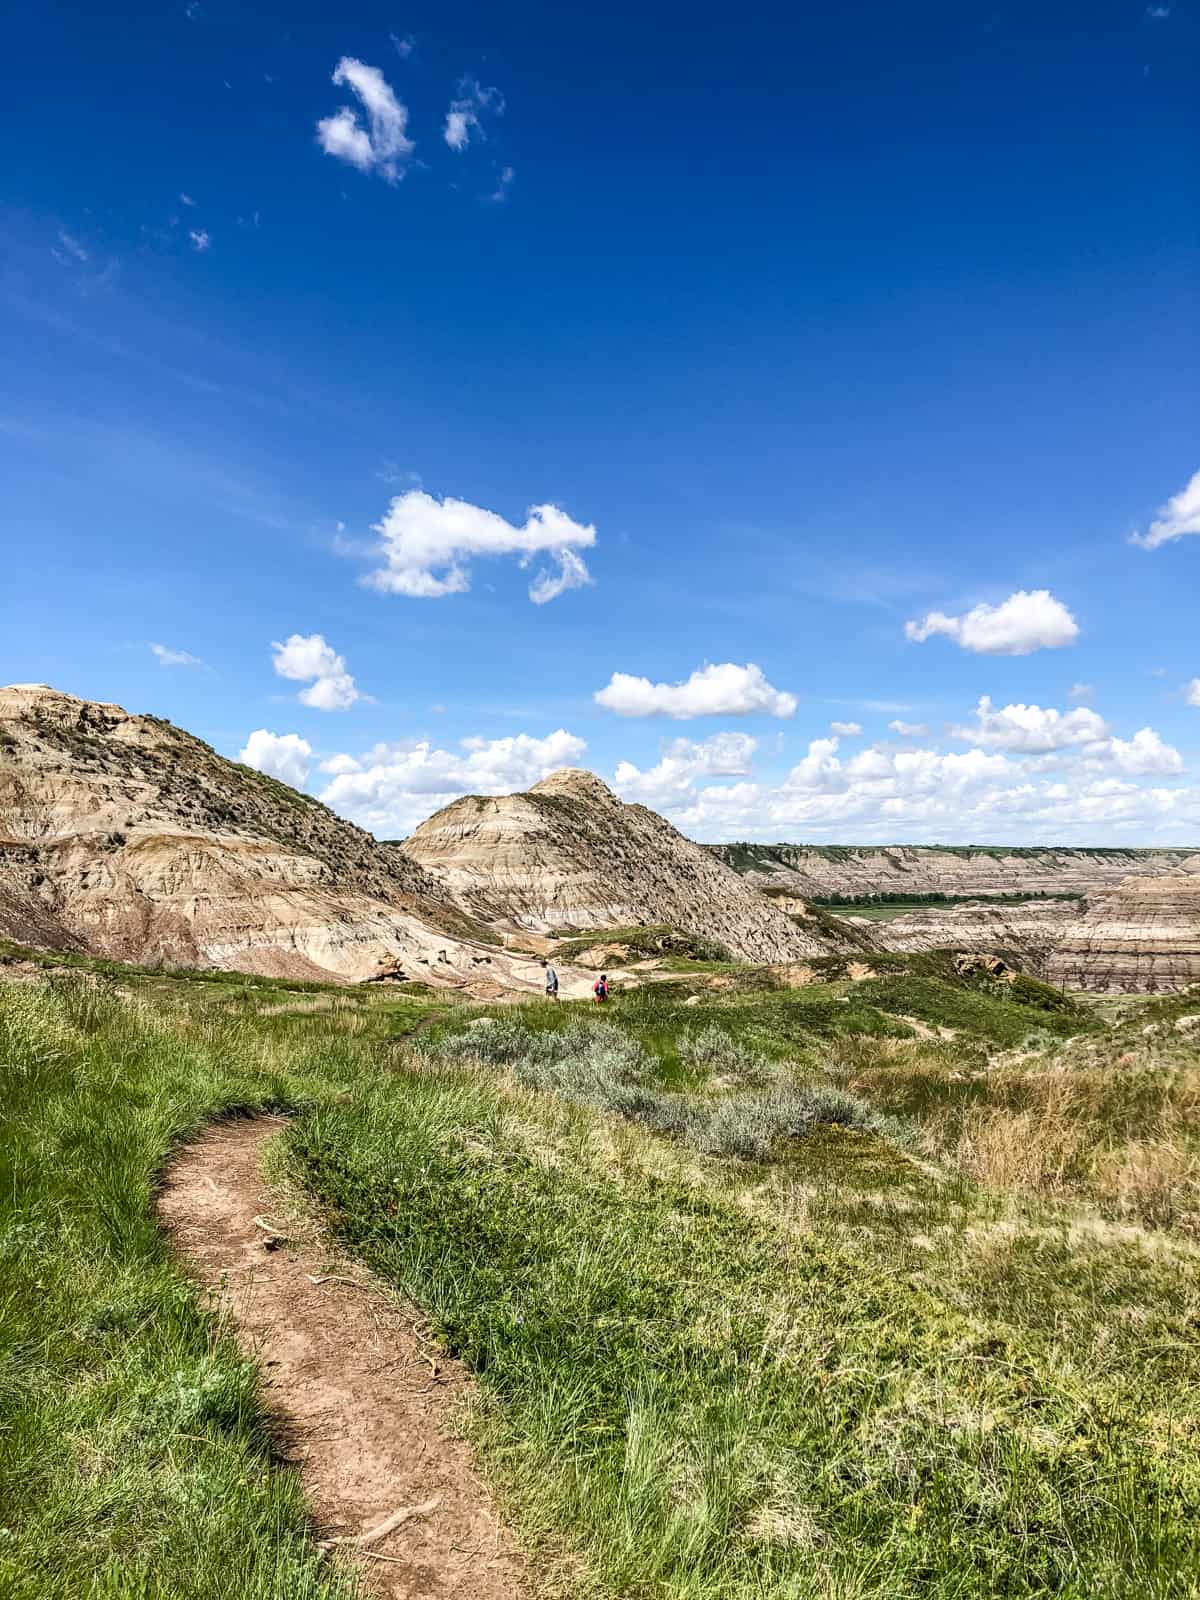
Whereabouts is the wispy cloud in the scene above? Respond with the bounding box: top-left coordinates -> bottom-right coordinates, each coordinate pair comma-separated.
56,230 -> 89,263
444,77 -> 504,151
487,165 -> 516,203
317,57 -> 414,183
188,229 -> 211,252
390,32 -> 414,57
150,643 -> 204,668
1130,468 -> 1200,550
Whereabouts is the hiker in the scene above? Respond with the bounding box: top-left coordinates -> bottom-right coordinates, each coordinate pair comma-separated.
541,958 -> 559,1001
593,974 -> 609,1003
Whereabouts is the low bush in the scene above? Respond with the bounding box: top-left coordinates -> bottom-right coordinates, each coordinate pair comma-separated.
420,1018 -> 895,1162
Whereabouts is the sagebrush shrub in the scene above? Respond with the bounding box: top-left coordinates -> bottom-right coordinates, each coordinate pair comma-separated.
421,1019 -> 890,1163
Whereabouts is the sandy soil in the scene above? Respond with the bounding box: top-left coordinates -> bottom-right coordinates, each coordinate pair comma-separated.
157,1116 -> 525,1600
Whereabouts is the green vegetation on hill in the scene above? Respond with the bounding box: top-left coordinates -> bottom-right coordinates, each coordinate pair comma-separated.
3,954 -> 1199,1597
549,924 -> 734,964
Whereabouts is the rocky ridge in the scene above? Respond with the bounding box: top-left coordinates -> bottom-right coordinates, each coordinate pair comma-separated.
0,685 -> 547,990
709,842 -> 1193,900
401,769 -> 823,964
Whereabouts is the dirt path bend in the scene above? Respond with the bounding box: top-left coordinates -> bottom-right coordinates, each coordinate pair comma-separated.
158,1117 -> 525,1600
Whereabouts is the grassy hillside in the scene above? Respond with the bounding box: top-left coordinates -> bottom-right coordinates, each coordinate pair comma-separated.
3,951 -> 1200,1597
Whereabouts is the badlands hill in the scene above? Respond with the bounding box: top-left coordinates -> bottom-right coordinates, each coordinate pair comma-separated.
0,684 -> 531,988
6,684 -> 1197,993
400,769 -> 822,964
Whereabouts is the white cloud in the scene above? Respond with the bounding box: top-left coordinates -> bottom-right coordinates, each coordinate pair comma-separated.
639,730 -> 1197,844
905,590 -> 1079,655
487,165 -> 516,203
1069,682 -> 1095,703
600,691 -> 1196,845
1094,728 -> 1184,776
614,733 -> 757,806
443,78 -> 504,151
1146,5 -> 1170,17
364,490 -> 596,601
390,32 -> 414,57
188,229 -> 211,252
319,753 -> 362,775
1187,679 -> 1200,708
951,696 -> 1107,752
271,633 -> 361,711
595,662 -> 797,720
830,721 -> 862,736
180,192 -> 196,206
239,729 -> 312,788
529,547 -> 593,605
888,719 -> 929,737
57,230 -> 89,263
320,728 -> 586,835
1130,469 -> 1200,551
150,643 -> 203,668
317,57 -> 414,183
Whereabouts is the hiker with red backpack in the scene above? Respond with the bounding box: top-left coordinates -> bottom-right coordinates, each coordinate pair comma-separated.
593,974 -> 609,1003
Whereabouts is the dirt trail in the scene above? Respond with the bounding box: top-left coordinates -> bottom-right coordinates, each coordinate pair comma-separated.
158,1117 -> 524,1600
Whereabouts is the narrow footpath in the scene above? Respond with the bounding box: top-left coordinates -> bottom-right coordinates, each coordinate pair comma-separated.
158,1116 -> 525,1600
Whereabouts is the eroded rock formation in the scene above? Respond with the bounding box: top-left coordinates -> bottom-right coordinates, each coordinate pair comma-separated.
401,768 -> 823,964
1047,863 -> 1200,994
863,900 -> 1079,977
0,684 -> 546,990
709,842 -> 1192,900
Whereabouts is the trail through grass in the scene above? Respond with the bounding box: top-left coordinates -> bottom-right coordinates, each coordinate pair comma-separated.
3,957 -> 1200,1597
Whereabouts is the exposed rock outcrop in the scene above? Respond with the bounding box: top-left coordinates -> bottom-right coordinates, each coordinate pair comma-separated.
1046,861 -> 1200,994
401,768 -> 823,964
0,685 -> 552,991
862,899 -> 1079,977
709,842 -> 1193,900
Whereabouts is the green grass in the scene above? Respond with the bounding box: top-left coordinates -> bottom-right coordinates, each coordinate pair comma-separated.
3,958 -> 1199,1597
548,926 -> 734,965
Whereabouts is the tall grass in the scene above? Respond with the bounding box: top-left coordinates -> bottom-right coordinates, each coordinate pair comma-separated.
0,977 -> 356,1600
290,1056 -> 1200,1598
4,964 -> 1200,1597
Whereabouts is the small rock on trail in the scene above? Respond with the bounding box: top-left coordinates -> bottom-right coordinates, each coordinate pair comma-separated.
157,1116 -> 524,1600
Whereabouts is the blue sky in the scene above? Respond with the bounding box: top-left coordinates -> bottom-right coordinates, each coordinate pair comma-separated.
2,0 -> 1198,843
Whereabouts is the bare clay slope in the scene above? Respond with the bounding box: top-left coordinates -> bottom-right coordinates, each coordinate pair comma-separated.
1046,859 -> 1200,994
0,684 -> 539,988
401,768 -> 824,963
